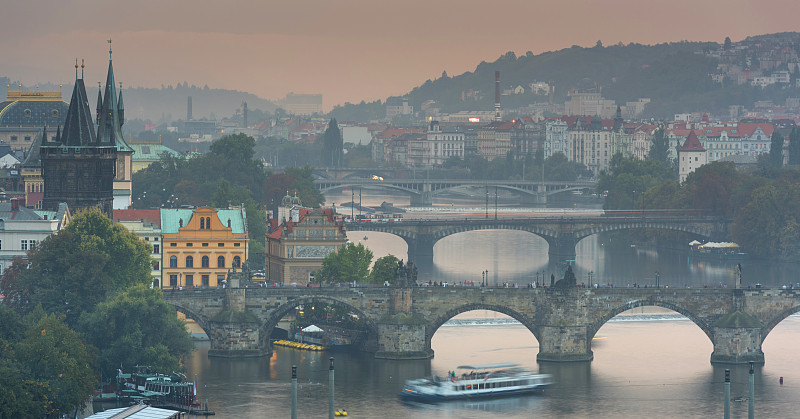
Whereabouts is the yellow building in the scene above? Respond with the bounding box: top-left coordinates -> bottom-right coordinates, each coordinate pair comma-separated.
161,206 -> 248,289
265,194 -> 346,285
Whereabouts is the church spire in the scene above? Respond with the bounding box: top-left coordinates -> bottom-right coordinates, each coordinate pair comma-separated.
117,82 -> 125,128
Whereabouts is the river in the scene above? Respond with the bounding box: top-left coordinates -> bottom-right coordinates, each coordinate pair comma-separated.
108,191 -> 800,418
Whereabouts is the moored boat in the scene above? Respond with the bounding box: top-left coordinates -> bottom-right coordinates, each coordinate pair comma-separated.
400,363 -> 553,402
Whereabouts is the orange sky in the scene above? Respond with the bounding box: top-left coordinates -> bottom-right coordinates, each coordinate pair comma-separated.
2,0 -> 798,112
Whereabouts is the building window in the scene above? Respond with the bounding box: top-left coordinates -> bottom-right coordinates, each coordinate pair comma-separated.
233,256 -> 241,268
218,243 -> 224,247
207,217 -> 211,229
202,243 -> 208,247
170,243 -> 177,247
24,136 -> 31,142
153,244 -> 160,254
170,275 -> 178,287
10,136 -> 17,142
202,275 -> 209,287
30,240 -> 37,250
185,275 -> 193,287
200,218 -> 205,229
0,240 -> 2,250
187,243 -> 193,247
21,240 -> 28,251
201,256 -> 209,268
153,261 -> 160,270
234,243 -> 241,247
170,256 -> 177,268
217,275 -> 225,285
217,256 -> 225,268
186,256 -> 194,268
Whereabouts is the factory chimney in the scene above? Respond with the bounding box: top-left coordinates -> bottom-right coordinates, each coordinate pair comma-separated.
494,71 -> 501,122
187,96 -> 193,121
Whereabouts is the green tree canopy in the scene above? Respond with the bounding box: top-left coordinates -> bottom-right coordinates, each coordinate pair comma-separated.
316,243 -> 373,284
13,312 -> 97,418
770,130 -> 785,168
77,284 -> 194,375
369,255 -> 400,284
8,209 -> 153,327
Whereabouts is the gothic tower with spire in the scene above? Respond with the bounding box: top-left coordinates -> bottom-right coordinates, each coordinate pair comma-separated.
41,59 -> 117,217
95,40 -> 134,209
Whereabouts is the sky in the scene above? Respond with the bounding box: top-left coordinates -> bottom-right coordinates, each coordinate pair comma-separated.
1,0 -> 799,112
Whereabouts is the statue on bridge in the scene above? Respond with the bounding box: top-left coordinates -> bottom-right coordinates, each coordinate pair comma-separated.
395,259 -> 418,287
553,265 -> 577,289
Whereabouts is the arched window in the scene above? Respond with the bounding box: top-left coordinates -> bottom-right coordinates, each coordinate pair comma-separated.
200,218 -> 205,229
186,256 -> 193,268
169,256 -> 177,268
233,256 -> 241,268
24,109 -> 31,118
217,256 -> 225,268
206,217 -> 211,229
201,256 -> 209,268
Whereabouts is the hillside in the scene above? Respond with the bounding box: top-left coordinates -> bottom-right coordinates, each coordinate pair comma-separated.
331,33 -> 800,121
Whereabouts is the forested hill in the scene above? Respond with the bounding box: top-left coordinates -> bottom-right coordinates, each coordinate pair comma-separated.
331,33 -> 800,121
1,78 -> 276,123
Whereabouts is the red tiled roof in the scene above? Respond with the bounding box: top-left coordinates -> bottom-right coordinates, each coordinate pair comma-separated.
737,122 -> 774,137
267,207 -> 343,240
114,209 -> 161,227
680,130 -> 705,152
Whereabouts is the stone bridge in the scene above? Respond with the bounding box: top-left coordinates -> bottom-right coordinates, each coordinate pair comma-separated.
345,215 -> 729,264
163,286 -> 800,365
314,178 -> 597,206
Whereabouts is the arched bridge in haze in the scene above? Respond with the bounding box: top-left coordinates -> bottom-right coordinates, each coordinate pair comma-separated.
164,285 -> 799,365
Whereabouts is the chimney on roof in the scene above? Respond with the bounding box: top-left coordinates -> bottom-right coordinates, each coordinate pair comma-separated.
11,198 -> 19,211
187,96 -> 193,121
494,71 -> 501,122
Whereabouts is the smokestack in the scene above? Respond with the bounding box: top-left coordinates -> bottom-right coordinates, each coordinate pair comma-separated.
494,71 -> 501,122
242,101 -> 248,128
187,96 -> 193,121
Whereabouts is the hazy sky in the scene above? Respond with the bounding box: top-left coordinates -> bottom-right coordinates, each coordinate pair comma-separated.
2,0 -> 798,111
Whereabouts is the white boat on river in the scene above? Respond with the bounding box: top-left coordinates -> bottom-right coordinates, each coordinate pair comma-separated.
400,363 -> 553,402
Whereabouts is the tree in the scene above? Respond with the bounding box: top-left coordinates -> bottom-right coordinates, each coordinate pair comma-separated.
369,255 -> 400,284
648,127 -> 670,166
285,166 -> 325,207
682,161 -> 738,216
770,130 -> 785,168
11,209 -> 152,327
320,119 -> 343,167
77,284 -> 194,375
316,243 -> 373,284
14,312 -> 97,418
789,127 -> 800,166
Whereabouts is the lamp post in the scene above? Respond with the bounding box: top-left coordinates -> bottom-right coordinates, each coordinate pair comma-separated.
655,271 -> 660,288
485,187 -> 489,219
494,186 -> 498,220
588,270 -> 594,287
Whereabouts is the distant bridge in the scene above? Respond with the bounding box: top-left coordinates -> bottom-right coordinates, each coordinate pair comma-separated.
344,213 -> 730,265
164,285 -> 797,365
314,178 -> 597,206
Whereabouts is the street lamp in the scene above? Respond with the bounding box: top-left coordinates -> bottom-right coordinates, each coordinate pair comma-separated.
655,271 -> 660,288
588,270 -> 594,287
485,187 -> 489,219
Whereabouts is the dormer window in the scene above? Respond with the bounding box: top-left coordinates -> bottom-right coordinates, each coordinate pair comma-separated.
24,109 -> 31,118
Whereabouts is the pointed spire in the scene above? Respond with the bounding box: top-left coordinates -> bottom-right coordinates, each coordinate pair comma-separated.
96,44 -> 132,151
96,82 -> 103,125
117,82 -> 125,128
81,59 -> 85,79
60,67 -> 97,146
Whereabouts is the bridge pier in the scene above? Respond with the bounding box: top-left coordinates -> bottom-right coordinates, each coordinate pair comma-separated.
405,236 -> 435,270
206,321 -> 266,358
409,187 -> 433,206
536,325 -> 594,362
374,317 -> 433,360
519,192 -> 547,206
545,235 -> 578,263
709,323 -> 765,365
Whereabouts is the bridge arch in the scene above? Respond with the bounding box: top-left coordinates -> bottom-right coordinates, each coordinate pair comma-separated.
425,303 -> 540,351
759,305 -> 800,344
168,302 -> 214,340
575,222 -> 716,242
588,299 -> 713,342
260,296 -> 379,351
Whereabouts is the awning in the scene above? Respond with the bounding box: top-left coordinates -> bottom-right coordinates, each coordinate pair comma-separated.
302,325 -> 324,333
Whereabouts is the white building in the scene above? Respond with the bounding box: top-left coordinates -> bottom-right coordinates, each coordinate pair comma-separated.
544,120 -> 568,159
679,131 -> 707,183
407,121 -> 465,168
0,200 -> 70,274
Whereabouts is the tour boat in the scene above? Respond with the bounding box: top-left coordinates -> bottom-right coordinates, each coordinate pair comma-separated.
400,363 -> 553,402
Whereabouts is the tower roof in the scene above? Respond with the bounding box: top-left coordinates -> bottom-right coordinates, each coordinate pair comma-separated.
96,46 -> 133,152
680,130 -> 705,152
58,77 -> 97,146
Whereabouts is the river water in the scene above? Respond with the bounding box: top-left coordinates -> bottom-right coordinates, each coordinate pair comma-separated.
111,191 -> 800,418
